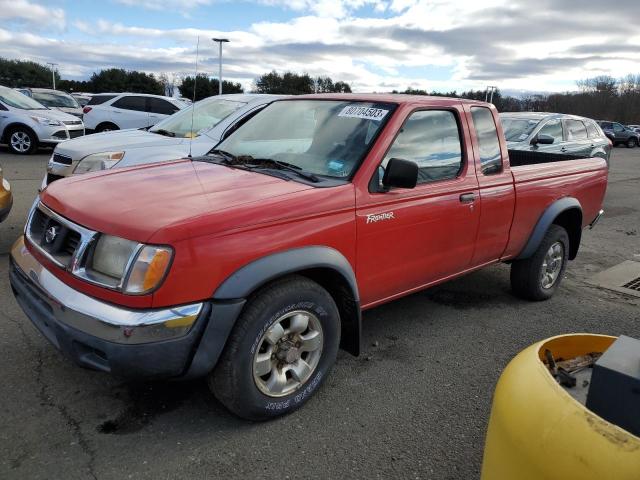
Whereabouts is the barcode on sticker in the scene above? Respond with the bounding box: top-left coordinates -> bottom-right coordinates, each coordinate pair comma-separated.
338,106 -> 389,122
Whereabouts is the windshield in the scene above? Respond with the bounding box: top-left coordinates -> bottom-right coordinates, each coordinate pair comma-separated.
500,117 -> 541,142
0,87 -> 47,110
32,91 -> 80,108
213,100 -> 395,179
150,98 -> 244,138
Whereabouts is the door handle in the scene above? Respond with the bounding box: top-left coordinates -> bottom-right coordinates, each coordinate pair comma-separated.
560,147 -> 567,152
459,193 -> 476,203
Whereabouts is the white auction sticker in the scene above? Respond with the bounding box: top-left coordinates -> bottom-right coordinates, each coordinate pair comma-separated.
338,105 -> 389,122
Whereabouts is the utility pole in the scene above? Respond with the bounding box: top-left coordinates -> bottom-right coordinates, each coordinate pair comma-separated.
47,62 -> 58,90
212,38 -> 229,95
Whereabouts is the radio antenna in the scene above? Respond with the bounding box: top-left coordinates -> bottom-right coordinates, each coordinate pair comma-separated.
188,36 -> 200,158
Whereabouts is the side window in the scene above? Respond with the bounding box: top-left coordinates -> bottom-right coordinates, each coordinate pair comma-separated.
86,95 -> 117,106
586,121 -> 601,138
112,96 -> 147,112
565,120 -> 588,140
538,119 -> 563,143
613,123 -> 625,132
147,98 -> 180,115
471,107 -> 502,175
381,110 -> 462,184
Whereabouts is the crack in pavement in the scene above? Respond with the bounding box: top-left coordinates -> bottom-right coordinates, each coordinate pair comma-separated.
34,349 -> 99,480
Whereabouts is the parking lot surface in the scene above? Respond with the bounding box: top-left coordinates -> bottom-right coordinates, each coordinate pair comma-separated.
1,146 -> 638,479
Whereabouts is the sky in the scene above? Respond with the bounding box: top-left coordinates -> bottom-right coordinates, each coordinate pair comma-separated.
1,0 -> 639,94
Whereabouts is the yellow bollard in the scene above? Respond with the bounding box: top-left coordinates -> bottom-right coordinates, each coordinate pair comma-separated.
481,334 -> 640,479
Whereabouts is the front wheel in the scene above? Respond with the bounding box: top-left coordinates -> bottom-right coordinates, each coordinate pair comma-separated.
209,275 -> 340,420
626,137 -> 638,148
510,224 -> 569,301
8,127 -> 37,154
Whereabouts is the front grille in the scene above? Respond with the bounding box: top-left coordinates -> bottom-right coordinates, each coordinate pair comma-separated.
51,130 -> 68,140
26,204 -> 95,270
52,153 -> 72,165
63,120 -> 82,125
69,130 -> 84,139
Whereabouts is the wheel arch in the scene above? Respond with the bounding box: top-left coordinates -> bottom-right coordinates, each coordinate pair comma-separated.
213,246 -> 362,357
1,122 -> 39,144
516,197 -> 583,261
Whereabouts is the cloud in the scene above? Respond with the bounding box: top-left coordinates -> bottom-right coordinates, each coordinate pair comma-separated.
0,0 -> 65,29
4,0 -> 640,93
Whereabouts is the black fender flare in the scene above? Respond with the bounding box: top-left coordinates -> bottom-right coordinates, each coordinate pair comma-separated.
516,197 -> 582,260
184,247 -> 362,378
213,246 -> 360,302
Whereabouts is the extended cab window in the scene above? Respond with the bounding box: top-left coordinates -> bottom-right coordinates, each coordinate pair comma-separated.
471,107 -> 502,175
538,119 -> 563,143
565,120 -> 588,140
112,96 -> 146,112
382,110 -> 462,184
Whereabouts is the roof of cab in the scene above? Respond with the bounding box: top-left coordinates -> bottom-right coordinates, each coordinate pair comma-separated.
286,93 -> 491,107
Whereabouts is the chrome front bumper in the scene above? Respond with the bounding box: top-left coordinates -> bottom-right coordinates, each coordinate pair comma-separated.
10,236 -> 203,344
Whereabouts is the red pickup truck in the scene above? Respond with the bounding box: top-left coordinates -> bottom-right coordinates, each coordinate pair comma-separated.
10,94 -> 607,420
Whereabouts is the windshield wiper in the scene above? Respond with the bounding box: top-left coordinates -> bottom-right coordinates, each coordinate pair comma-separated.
203,151 -> 320,183
151,128 -> 176,137
248,158 -> 320,183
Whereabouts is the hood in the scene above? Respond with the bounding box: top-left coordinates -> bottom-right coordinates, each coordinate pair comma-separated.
27,108 -> 80,123
54,128 -> 186,159
41,159 -> 315,243
55,106 -> 84,117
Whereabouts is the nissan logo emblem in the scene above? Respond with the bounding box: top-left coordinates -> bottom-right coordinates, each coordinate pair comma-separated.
45,226 -> 59,244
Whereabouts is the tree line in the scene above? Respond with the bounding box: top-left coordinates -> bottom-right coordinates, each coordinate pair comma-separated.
2,58 -> 639,122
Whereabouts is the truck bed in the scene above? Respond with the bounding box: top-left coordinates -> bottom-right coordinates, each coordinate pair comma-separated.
502,156 -> 608,259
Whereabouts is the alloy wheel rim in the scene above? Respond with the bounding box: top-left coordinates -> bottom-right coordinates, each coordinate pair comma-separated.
253,310 -> 324,398
540,241 -> 564,289
10,132 -> 31,152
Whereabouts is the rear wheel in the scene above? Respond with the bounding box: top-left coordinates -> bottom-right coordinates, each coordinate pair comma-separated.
7,127 -> 37,155
209,275 -> 340,421
95,122 -> 119,133
626,137 -> 637,148
511,225 -> 569,301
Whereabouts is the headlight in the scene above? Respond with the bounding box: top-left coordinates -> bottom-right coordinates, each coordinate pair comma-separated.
83,234 -> 173,294
30,116 -> 62,126
74,151 -> 125,174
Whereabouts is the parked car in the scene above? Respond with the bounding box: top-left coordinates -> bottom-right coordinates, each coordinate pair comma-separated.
627,124 -> 640,134
0,85 -> 85,155
0,162 -> 11,222
82,93 -> 188,132
500,112 -> 612,164
18,88 -> 84,117
11,94 -> 607,420
44,94 -> 285,185
70,93 -> 93,107
596,121 -> 640,148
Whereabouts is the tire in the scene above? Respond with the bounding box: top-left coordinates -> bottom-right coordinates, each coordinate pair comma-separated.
626,137 -> 637,148
510,224 -> 569,301
95,122 -> 119,133
209,275 -> 340,421
7,126 -> 37,155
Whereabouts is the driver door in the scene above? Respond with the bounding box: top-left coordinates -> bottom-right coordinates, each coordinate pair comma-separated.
355,107 -> 480,307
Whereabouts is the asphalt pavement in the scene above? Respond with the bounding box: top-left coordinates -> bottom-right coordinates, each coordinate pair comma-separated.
1,146 -> 638,479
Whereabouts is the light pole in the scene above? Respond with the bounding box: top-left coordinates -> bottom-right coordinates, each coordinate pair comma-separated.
212,38 -> 229,95
485,85 -> 498,104
47,62 -> 58,90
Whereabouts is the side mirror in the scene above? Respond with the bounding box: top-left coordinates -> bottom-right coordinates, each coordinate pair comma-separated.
382,158 -> 418,190
531,134 -> 554,145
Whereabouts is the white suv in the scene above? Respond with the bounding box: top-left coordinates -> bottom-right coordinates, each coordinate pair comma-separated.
82,93 -> 188,132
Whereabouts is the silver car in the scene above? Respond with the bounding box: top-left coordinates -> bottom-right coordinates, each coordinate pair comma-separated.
1,85 -> 85,155
45,94 -> 283,184
18,88 -> 84,117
